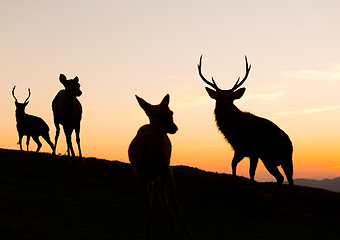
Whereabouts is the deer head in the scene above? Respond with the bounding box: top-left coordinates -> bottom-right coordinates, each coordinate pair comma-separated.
198,55 -> 251,104
59,74 -> 82,97
12,86 -> 31,113
136,94 -> 178,134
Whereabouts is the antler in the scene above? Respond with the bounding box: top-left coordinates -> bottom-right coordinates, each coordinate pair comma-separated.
12,86 -> 18,102
231,55 -> 251,91
198,55 -> 221,90
12,86 -> 31,102
24,88 -> 31,103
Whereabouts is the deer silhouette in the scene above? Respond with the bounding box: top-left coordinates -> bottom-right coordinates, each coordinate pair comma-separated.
12,86 -> 54,152
198,55 -> 295,206
52,74 -> 83,164
128,94 -> 195,240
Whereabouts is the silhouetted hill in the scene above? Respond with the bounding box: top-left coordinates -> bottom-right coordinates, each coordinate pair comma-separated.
293,178 -> 340,193
0,148 -> 339,239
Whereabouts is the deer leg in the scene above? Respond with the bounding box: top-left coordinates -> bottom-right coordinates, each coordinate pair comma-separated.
286,173 -> 296,210
159,176 -> 177,235
32,136 -> 42,153
42,133 -> 54,152
26,135 -> 30,151
164,169 -> 195,240
141,181 -> 152,240
264,163 -> 284,205
53,123 -> 60,156
75,124 -> 83,164
231,152 -> 244,187
63,127 -> 75,157
149,181 -> 154,226
248,157 -> 259,203
18,133 -> 23,151
282,162 -> 296,210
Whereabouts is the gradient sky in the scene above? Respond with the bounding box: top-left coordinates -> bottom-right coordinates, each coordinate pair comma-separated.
1,0 -> 339,181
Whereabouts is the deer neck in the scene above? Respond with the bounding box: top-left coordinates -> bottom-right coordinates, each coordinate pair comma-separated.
147,125 -> 170,155
148,125 -> 168,142
215,102 -> 242,119
214,102 -> 244,140
138,125 -> 170,174
15,109 -> 26,119
64,92 -> 76,102
61,93 -> 77,112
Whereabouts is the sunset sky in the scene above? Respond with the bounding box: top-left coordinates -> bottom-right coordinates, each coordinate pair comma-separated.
1,0 -> 339,181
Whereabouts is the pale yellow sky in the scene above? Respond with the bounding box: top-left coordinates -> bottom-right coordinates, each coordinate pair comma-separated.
1,0 -> 339,181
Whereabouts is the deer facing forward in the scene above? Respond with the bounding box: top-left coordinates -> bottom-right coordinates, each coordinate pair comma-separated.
128,94 -> 195,240
12,86 -> 54,152
52,74 -> 83,164
198,55 -> 295,206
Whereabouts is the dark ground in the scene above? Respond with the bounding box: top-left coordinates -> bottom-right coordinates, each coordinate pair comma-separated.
0,148 -> 339,240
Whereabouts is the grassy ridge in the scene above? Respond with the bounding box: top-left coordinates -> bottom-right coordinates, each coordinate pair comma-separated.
0,148 -> 339,240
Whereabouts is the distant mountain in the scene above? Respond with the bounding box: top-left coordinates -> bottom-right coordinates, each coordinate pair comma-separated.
293,177 -> 340,193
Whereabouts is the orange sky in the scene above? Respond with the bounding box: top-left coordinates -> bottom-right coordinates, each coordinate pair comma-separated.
1,1 -> 339,181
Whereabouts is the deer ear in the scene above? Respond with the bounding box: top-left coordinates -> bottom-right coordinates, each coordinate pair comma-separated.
59,74 -> 67,84
160,94 -> 170,106
205,87 -> 217,99
74,76 -> 79,82
136,95 -> 152,113
234,88 -> 246,99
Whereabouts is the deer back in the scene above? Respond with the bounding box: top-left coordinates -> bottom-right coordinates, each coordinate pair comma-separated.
216,105 -> 290,155
19,115 -> 50,135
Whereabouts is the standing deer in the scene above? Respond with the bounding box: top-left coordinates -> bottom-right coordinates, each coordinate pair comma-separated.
128,94 -> 195,240
12,86 -> 54,152
52,74 -> 83,164
198,55 -> 295,206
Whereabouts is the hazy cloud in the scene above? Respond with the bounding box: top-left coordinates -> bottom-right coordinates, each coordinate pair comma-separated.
276,105 -> 340,115
242,92 -> 284,102
282,64 -> 340,81
171,92 -> 210,110
162,75 -> 188,81
322,166 -> 340,169
163,77 -> 211,110
177,144 -> 222,149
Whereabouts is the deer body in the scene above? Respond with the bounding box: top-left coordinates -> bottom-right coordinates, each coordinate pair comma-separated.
215,104 -> 292,162
198,55 -> 295,205
52,90 -> 82,130
128,94 -> 194,240
52,74 -> 83,164
129,124 -> 172,182
12,86 -> 54,152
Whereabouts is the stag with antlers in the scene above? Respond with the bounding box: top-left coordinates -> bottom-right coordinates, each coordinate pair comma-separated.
128,94 -> 195,240
12,86 -> 54,152
52,74 -> 83,164
198,55 -> 295,206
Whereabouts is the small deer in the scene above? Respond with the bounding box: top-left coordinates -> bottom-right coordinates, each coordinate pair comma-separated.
12,86 -> 54,152
52,74 -> 83,164
198,55 -> 295,206
128,94 -> 195,240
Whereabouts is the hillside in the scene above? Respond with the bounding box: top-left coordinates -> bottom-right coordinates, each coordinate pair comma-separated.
0,148 -> 339,240
294,178 -> 340,193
